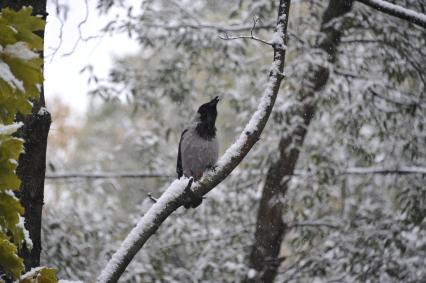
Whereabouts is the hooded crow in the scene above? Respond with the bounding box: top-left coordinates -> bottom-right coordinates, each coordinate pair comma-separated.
177,96 -> 219,208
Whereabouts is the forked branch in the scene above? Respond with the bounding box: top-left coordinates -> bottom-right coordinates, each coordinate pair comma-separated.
219,16 -> 274,46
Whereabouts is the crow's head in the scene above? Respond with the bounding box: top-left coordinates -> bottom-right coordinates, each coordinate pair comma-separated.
197,96 -> 219,125
195,96 -> 219,139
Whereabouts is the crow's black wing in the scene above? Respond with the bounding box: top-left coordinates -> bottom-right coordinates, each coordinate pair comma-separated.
176,129 -> 188,178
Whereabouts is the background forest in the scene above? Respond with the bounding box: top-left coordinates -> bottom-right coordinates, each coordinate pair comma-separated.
1,0 -> 425,282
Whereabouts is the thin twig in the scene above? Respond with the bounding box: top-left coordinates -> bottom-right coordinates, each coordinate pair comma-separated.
143,22 -> 276,33
62,0 -> 93,57
219,33 -> 273,46
46,0 -> 66,62
370,89 -> 424,108
45,166 -> 426,180
345,166 -> 426,175
288,221 -> 340,230
147,193 -> 157,203
143,22 -> 305,45
169,0 -> 202,25
157,224 -> 254,250
45,172 -> 174,179
219,16 -> 273,47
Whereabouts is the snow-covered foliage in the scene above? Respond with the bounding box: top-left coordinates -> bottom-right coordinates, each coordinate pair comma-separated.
43,0 -> 425,282
0,7 -> 45,280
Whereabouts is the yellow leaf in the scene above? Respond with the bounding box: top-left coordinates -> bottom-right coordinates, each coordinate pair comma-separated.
0,236 -> 24,280
20,267 -> 58,283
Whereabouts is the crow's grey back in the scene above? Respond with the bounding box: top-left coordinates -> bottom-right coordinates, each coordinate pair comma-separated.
180,126 -> 218,179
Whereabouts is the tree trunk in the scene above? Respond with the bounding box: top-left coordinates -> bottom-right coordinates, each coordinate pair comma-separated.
244,1 -> 353,282
0,0 -> 50,271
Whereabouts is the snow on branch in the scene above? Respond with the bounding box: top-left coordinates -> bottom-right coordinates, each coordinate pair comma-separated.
356,0 -> 426,28
96,1 -> 291,282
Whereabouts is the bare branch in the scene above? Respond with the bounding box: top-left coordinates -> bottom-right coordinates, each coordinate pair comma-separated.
157,224 -> 254,250
45,172 -> 173,179
61,0 -> 89,57
345,166 -> 426,175
46,0 -> 68,62
293,167 -> 426,176
219,15 -> 274,46
288,30 -> 307,45
168,0 -> 202,25
144,21 -> 304,46
45,166 -> 426,181
333,68 -> 370,80
61,0 -> 105,57
143,22 -> 276,33
369,89 -> 425,108
219,32 -> 273,46
288,221 -> 340,229
147,193 -> 157,203
356,0 -> 426,28
340,38 -> 385,45
96,1 -> 291,282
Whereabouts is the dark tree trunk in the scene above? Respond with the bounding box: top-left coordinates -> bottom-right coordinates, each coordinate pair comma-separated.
0,0 -> 50,271
15,98 -> 51,270
0,0 -> 47,18
244,1 -> 353,282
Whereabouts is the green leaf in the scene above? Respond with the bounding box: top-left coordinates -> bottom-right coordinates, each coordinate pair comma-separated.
0,7 -> 44,123
0,7 -> 45,50
0,133 -> 24,190
2,55 -> 43,100
0,191 -> 24,234
0,6 -> 45,280
20,267 -> 58,283
0,233 -> 24,280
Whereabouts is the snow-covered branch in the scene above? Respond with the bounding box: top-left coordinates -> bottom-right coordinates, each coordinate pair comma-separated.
356,0 -> 426,28
96,1 -> 291,282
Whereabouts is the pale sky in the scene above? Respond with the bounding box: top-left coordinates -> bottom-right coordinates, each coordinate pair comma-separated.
44,0 -> 139,115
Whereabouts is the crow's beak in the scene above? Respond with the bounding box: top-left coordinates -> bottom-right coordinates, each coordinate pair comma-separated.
210,96 -> 220,105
